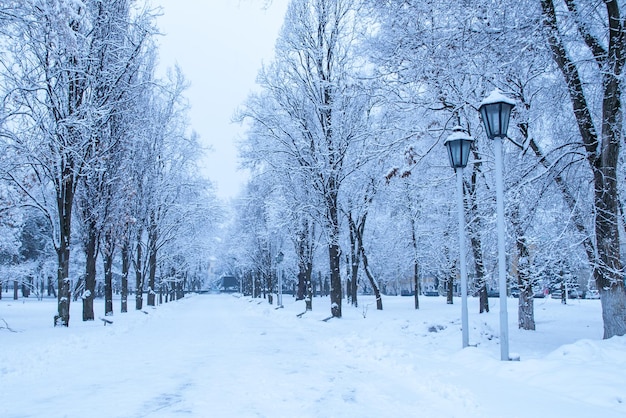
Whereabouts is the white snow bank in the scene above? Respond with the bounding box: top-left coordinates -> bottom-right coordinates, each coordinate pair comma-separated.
0,293 -> 623,417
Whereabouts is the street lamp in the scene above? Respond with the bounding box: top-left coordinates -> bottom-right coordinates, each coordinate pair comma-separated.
275,251 -> 284,308
444,126 -> 474,349
479,89 -> 515,361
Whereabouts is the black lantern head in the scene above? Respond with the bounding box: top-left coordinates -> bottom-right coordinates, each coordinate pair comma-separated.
478,89 -> 515,140
444,126 -> 474,169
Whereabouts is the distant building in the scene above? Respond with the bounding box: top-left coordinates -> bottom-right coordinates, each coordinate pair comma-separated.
218,275 -> 239,293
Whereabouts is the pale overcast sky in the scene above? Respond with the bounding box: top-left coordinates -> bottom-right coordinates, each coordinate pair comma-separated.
154,0 -> 289,200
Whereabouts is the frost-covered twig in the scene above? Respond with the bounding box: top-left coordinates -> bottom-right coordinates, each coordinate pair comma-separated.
0,318 -> 17,332
362,303 -> 373,318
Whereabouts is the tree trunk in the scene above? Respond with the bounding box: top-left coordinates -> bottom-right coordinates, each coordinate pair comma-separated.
267,267 -> 274,305
55,186 -> 73,327
13,280 -> 18,300
350,205 -> 381,311
477,284 -> 488,313
595,163 -> 626,336
413,261 -> 420,309
82,219 -> 98,321
48,276 -> 56,298
446,272 -> 454,305
147,246 -> 157,306
103,241 -> 114,316
121,240 -> 129,313
347,200 -> 376,310
55,245 -> 71,327
135,228 -> 143,311
360,246 -> 382,310
410,217 -> 420,309
350,269 -> 358,308
348,217 -> 360,308
53,165 -> 74,326
466,154 -> 489,314
297,270 -> 305,301
328,189 -> 342,318
304,260 -> 313,311
297,226 -> 306,301
328,242 -> 342,317
261,268 -> 267,300
178,278 -> 185,300
147,215 -> 157,307
445,247 -> 455,305
471,236 -> 489,314
515,227 -> 535,330
22,277 -> 32,298
295,220 -> 314,311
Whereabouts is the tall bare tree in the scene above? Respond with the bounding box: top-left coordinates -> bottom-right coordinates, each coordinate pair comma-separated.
540,0 -> 626,338
0,0 -> 154,325
240,0 -> 375,318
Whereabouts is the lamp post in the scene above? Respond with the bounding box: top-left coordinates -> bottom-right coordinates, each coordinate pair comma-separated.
478,89 -> 515,361
276,251 -> 284,308
444,126 -> 474,349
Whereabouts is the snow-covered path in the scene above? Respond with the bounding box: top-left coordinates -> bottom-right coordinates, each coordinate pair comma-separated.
1,293 -> 624,417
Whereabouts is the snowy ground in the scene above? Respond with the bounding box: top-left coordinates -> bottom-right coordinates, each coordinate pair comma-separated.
0,292 -> 624,418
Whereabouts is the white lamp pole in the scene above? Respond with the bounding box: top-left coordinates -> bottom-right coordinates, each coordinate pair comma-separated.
494,135 -> 509,360
457,167 -> 470,348
479,89 -> 515,361
444,126 -> 474,349
276,251 -> 284,308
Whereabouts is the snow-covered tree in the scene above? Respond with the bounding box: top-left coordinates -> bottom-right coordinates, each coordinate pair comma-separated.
0,0 -> 158,325
240,0 -> 380,318
539,0 -> 626,338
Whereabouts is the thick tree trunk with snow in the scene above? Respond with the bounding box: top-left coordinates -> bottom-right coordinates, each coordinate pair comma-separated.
515,236 -> 535,331
509,197 -> 535,330
81,228 -> 96,321
55,244 -> 71,327
594,152 -> 626,337
471,234 -> 488,313
82,219 -> 98,321
55,170 -> 75,327
328,187 -> 343,318
329,242 -> 342,317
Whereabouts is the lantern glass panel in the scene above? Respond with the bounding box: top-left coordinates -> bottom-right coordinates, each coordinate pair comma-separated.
445,137 -> 473,169
479,101 -> 514,139
460,139 -> 471,167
